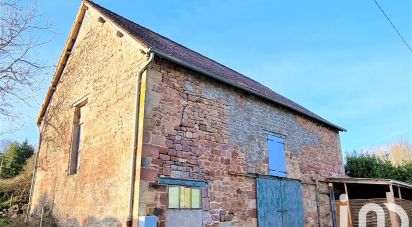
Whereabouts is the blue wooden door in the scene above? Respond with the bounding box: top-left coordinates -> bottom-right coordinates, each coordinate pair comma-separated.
281,179 -> 304,227
257,178 -> 283,227
257,178 -> 304,227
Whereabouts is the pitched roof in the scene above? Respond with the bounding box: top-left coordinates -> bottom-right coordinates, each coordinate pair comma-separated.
70,1 -> 346,131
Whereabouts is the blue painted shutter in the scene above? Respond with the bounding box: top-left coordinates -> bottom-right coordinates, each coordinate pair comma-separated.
268,135 -> 287,177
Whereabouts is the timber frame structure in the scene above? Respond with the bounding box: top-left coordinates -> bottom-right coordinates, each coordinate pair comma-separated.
328,177 -> 412,226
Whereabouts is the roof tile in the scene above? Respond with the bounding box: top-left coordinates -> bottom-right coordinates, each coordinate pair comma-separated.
86,1 -> 345,131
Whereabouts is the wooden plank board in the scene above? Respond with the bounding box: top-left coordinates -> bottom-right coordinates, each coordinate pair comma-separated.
257,178 -> 304,227
257,178 -> 282,227
281,180 -> 304,227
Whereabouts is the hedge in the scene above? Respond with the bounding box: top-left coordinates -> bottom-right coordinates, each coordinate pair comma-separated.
345,153 -> 412,184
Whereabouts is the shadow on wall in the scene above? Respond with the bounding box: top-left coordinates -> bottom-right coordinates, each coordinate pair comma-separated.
30,193 -> 122,227
38,79 -> 73,174
38,26 -> 105,172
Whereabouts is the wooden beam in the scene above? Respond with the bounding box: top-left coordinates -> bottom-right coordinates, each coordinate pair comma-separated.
398,186 -> 402,199
328,183 -> 338,227
344,183 -> 352,226
159,178 -> 208,187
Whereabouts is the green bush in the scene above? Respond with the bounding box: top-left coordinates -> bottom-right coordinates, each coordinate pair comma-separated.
0,155 -> 34,210
345,152 -> 412,184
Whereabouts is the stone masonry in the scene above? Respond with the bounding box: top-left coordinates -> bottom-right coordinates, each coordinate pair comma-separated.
32,3 -> 345,227
30,8 -> 146,226
138,59 -> 345,227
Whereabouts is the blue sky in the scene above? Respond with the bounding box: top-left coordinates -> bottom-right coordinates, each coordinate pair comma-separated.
0,0 -> 411,154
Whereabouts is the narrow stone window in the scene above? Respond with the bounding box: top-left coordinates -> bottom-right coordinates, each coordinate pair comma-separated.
69,98 -> 87,175
168,186 -> 201,209
268,134 -> 287,177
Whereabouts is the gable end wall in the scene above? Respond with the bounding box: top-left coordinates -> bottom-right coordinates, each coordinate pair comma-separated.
30,7 -> 147,226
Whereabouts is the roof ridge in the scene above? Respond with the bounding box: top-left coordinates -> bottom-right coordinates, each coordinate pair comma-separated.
86,1 -> 272,91
85,0 -> 345,131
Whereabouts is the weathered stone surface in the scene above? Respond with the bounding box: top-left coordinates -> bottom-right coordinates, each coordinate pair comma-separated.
30,7 -> 145,226
140,58 -> 344,226
33,5 -> 344,227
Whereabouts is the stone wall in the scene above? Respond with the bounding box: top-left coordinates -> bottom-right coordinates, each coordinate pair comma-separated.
139,59 -> 345,227
32,5 -> 344,227
30,7 -> 146,226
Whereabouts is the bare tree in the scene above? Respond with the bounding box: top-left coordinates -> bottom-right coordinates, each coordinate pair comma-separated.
0,0 -> 48,127
0,139 -> 12,153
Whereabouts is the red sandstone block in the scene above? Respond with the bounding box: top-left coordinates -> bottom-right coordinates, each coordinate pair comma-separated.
177,151 -> 183,158
143,132 -> 151,143
247,191 -> 256,199
165,139 -> 174,148
175,144 -> 183,151
168,149 -> 177,156
142,144 -> 159,158
163,167 -> 171,176
202,187 -> 208,197
187,95 -> 197,101
210,202 -> 220,210
202,198 -> 209,210
151,158 -> 163,166
141,168 -> 159,181
248,209 -> 257,218
188,159 -> 197,165
182,145 -> 190,152
148,182 -> 166,191
159,147 -> 168,154
180,93 -> 187,99
225,214 -> 234,221
159,154 -> 170,161
183,152 -> 190,159
159,193 -> 168,205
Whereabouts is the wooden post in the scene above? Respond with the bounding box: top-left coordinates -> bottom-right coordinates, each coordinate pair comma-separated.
398,186 -> 402,199
328,183 -> 338,227
40,207 -> 44,227
386,191 -> 400,227
343,183 -> 352,227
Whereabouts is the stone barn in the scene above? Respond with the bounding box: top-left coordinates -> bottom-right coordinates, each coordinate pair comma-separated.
30,1 -> 346,226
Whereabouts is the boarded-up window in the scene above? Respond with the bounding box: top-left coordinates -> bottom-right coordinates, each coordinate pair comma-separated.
168,186 -> 180,208
69,98 -> 87,175
168,186 -> 201,209
191,187 -> 201,208
268,134 -> 287,177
